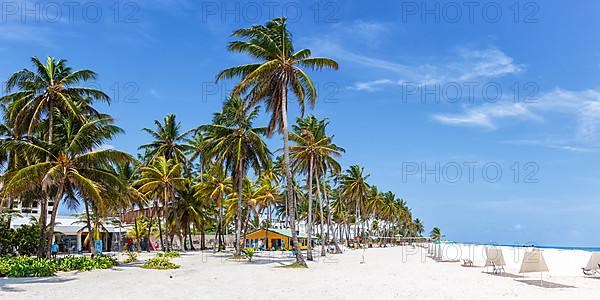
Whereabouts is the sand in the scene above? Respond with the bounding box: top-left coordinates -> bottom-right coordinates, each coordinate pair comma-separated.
1,246 -> 599,299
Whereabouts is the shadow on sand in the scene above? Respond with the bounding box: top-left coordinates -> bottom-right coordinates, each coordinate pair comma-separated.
516,280 -> 575,288
0,276 -> 77,293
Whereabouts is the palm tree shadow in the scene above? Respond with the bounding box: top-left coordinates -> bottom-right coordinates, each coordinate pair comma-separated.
1,276 -> 77,293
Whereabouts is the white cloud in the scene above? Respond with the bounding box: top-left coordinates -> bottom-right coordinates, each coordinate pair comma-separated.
431,103 -> 538,129
500,139 -> 594,153
149,89 -> 160,98
432,88 -> 600,148
346,47 -> 524,90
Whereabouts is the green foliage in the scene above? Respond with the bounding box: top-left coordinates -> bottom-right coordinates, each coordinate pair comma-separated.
123,251 -> 138,263
55,255 -> 118,272
0,222 -> 15,256
242,248 -> 255,261
0,219 -> 40,256
13,222 -> 40,256
0,255 -> 118,277
141,257 -> 180,270
0,256 -> 55,277
163,251 -> 180,258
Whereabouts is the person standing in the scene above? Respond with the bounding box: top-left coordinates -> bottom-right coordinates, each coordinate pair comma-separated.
51,242 -> 59,258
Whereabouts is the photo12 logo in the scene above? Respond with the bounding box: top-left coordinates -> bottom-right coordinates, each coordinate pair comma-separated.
402,161 -> 539,183
200,81 -> 339,104
200,1 -> 339,23
1,1 -> 139,23
400,1 -> 539,23
400,81 -> 539,104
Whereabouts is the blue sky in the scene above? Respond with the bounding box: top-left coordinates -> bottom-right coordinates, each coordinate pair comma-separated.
2,0 -> 600,246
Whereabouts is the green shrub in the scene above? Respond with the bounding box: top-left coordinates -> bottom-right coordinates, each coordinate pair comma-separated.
0,255 -> 118,277
0,218 -> 41,256
55,255 -> 118,272
141,257 -> 179,270
123,251 -> 137,263
242,248 -> 255,261
0,256 -> 55,277
156,251 -> 180,258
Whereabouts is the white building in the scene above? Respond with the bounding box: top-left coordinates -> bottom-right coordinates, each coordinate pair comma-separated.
10,214 -> 129,253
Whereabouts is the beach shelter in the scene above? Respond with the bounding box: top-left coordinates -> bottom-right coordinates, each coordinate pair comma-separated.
519,249 -> 549,286
484,247 -> 506,269
585,252 -> 600,270
519,249 -> 549,273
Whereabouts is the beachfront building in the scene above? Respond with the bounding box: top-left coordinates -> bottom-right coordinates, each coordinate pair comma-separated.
244,228 -> 317,250
10,215 -> 129,253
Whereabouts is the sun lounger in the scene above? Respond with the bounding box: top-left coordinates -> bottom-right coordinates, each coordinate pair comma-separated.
461,259 -> 474,267
492,263 -> 505,274
582,268 -> 597,276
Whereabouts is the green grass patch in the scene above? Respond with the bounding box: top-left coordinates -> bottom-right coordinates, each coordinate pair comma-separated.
141,257 -> 180,270
156,251 -> 180,258
123,252 -> 138,263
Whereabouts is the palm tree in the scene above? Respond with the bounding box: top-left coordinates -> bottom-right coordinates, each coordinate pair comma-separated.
112,161 -> 146,251
140,114 -> 191,166
413,218 -> 425,237
1,115 -> 130,256
194,165 -> 231,251
340,165 -> 370,242
217,17 -> 338,267
290,115 -> 343,258
2,56 -> 109,257
225,177 -> 264,243
429,227 -> 443,242
134,156 -> 187,251
186,131 -> 209,179
200,96 -> 270,256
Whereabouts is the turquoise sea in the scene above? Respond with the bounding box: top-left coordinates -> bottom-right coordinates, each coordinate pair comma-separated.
459,242 -> 600,252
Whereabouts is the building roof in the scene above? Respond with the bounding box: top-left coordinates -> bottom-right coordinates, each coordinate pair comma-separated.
246,228 -> 317,239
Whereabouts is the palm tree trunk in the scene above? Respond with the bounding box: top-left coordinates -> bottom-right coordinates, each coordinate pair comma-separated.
200,220 -> 206,250
134,216 -> 141,252
146,208 -> 155,252
46,184 -> 64,257
215,206 -> 221,252
156,201 -> 165,252
235,162 -> 244,256
84,200 -> 95,254
306,156 -> 314,261
188,223 -> 195,250
281,87 -> 306,266
314,168 -> 326,256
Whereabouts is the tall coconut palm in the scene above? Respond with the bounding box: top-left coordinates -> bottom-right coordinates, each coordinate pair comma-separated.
340,165 -> 370,242
413,218 -> 425,237
111,161 -> 146,251
193,165 -> 231,251
1,115 -> 130,256
139,114 -> 191,166
186,131 -> 209,179
2,56 -> 109,256
290,115 -> 343,258
134,156 -> 187,251
200,96 -> 270,256
217,17 -> 338,267
429,227 -> 443,242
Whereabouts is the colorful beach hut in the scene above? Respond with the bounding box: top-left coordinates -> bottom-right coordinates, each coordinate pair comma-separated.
244,228 -> 317,250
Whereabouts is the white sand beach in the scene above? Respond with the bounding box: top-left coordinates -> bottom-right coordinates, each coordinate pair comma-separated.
2,246 -> 600,300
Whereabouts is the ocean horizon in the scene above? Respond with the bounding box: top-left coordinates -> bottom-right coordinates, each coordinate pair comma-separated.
458,242 -> 600,252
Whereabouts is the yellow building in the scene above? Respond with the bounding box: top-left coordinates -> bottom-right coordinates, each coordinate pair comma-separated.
244,228 -> 317,250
